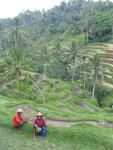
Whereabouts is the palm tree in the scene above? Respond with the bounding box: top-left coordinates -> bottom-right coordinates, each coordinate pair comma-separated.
41,44 -> 48,79
67,41 -> 80,82
38,35 -> 50,80
3,17 -> 45,101
2,17 -> 24,95
91,54 -> 103,98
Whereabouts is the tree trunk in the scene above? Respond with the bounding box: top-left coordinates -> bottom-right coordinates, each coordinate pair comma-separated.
72,68 -> 75,83
86,30 -> 89,45
97,99 -> 102,107
43,63 -> 47,79
58,73 -> 61,81
92,82 -> 96,99
17,70 -> 20,96
83,72 -> 87,90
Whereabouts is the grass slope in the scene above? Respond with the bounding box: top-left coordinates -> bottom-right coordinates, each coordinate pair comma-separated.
1,31 -> 113,149
0,88 -> 113,150
0,121 -> 113,150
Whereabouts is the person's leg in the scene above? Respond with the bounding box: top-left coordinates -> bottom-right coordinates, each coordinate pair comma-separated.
33,126 -> 38,139
14,123 -> 23,129
37,126 -> 42,135
40,126 -> 46,136
33,126 -> 42,138
34,126 -> 37,136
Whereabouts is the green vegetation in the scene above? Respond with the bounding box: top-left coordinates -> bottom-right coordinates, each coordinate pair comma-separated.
0,124 -> 113,150
1,0 -> 113,149
0,94 -> 113,150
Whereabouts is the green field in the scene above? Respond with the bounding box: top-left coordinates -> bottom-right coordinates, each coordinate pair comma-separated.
0,123 -> 113,150
0,86 -> 113,150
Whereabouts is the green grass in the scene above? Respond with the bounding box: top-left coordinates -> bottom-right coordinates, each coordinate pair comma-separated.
1,15 -> 113,149
1,94 -> 113,150
0,77 -> 113,149
0,121 -> 113,150
1,39 -> 113,149
0,91 -> 113,122
0,74 -> 113,122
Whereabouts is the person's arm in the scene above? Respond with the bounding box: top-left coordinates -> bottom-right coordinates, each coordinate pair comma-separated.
15,115 -> 23,124
21,116 -> 28,123
33,118 -> 37,127
43,118 -> 46,127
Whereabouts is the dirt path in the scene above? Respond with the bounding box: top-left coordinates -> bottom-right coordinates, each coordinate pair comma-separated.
47,118 -> 113,128
13,104 -> 113,128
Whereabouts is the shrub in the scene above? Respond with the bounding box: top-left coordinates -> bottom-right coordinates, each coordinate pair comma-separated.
103,107 -> 113,113
95,86 -> 111,107
80,90 -> 91,99
96,86 -> 110,99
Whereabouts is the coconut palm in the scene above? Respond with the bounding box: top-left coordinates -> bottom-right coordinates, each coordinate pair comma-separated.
90,54 -> 103,98
67,41 -> 80,82
2,17 -> 45,101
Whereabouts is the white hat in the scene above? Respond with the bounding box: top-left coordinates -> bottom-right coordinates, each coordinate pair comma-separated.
36,112 -> 43,116
16,108 -> 23,113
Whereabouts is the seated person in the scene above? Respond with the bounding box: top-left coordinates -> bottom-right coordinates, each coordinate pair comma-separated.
13,108 -> 26,128
33,112 -> 46,137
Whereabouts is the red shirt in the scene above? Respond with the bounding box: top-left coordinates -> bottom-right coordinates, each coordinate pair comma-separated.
13,112 -> 23,127
33,117 -> 46,127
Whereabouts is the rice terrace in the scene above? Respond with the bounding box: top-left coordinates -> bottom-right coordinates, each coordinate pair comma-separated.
1,0 -> 113,150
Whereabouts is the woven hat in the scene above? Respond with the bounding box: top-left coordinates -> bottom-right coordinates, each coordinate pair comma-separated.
16,108 -> 23,113
36,112 -> 43,116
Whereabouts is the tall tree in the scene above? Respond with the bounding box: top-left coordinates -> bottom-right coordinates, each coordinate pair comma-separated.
67,41 -> 80,82
91,54 -> 103,99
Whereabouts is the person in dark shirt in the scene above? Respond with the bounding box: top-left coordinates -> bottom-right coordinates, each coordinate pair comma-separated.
33,112 -> 46,137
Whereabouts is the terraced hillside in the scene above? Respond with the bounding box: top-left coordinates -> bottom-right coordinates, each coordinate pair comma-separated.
1,0 -> 113,149
83,43 -> 113,89
0,87 -> 113,150
98,44 -> 113,88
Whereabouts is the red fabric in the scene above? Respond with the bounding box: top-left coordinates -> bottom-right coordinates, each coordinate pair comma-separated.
33,117 -> 46,127
13,112 -> 23,127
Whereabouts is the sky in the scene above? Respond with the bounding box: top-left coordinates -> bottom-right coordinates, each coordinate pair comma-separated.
0,0 -> 111,19
0,0 -> 69,18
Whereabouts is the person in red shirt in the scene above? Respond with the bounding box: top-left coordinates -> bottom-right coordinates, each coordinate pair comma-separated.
13,108 -> 25,128
33,112 -> 46,137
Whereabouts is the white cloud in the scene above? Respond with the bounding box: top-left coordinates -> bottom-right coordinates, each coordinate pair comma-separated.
0,0 -> 69,18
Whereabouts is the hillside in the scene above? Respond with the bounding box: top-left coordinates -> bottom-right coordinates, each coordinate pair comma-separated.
1,0 -> 113,149
1,82 -> 113,150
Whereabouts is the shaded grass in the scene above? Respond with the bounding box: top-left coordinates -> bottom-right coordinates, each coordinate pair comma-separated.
0,119 -> 113,150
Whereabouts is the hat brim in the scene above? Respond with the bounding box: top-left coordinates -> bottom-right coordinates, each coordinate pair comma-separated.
16,110 -> 23,113
36,114 -> 43,116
